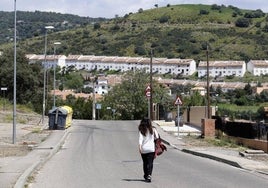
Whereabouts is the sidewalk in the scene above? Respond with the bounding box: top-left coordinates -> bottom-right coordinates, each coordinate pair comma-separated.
153,120 -> 268,175
0,121 -> 69,188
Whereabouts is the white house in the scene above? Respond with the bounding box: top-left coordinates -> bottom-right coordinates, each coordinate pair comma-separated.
27,54 -> 66,69
198,60 -> 246,78
247,60 -> 268,76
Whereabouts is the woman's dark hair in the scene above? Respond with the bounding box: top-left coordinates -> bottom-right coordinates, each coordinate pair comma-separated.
138,117 -> 153,136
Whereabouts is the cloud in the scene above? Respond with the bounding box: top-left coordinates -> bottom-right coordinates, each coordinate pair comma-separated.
1,0 -> 268,18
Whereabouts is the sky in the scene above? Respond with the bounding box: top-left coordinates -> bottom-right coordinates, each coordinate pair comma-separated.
1,0 -> 268,18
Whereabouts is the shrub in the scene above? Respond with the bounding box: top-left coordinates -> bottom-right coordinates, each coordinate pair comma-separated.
211,4 -> 221,11
134,46 -> 146,55
93,23 -> 101,30
199,9 -> 210,15
235,18 -> 250,28
159,15 -> 170,23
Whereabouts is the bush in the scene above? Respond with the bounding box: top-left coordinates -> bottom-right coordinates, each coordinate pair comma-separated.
93,23 -> 101,30
244,10 -> 265,18
134,46 -> 146,55
199,9 -> 210,15
159,15 -> 170,23
262,24 -> 268,33
211,4 -> 221,11
235,18 -> 250,28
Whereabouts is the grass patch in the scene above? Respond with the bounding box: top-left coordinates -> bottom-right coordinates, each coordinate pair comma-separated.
2,114 -> 13,123
31,128 -> 42,134
206,136 -> 247,151
206,137 -> 237,148
218,103 -> 260,112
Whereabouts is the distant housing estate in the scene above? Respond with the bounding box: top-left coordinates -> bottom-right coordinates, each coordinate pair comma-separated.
198,60 -> 246,78
247,60 -> 268,76
26,54 -> 268,97
27,54 -> 268,78
26,54 -> 196,76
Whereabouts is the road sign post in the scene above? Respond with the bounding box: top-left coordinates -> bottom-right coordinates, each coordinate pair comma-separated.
145,85 -> 151,118
174,96 -> 182,138
1,87 -> 7,111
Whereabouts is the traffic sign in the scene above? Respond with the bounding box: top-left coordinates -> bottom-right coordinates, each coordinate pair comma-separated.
146,91 -> 151,98
145,85 -> 151,92
174,96 -> 182,105
145,85 -> 151,98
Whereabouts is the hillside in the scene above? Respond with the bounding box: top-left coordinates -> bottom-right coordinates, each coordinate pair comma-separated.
1,4 -> 268,62
0,11 -> 108,44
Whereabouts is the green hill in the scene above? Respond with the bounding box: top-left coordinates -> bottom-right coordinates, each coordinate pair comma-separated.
0,11 -> 108,44
1,4 -> 268,62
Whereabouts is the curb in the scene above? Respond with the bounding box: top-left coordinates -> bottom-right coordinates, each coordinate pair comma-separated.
14,128 -> 70,188
160,131 -> 268,176
160,136 -> 241,168
181,148 -> 242,168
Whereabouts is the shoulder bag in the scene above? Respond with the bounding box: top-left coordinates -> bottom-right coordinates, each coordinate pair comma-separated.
154,130 -> 167,158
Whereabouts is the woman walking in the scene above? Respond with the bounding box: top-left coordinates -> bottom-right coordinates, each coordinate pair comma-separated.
138,117 -> 159,182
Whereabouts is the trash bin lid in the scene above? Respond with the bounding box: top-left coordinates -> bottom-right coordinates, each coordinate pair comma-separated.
61,105 -> 73,114
49,107 -> 68,115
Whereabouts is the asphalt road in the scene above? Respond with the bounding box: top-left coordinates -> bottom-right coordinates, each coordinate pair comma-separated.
29,120 -> 268,188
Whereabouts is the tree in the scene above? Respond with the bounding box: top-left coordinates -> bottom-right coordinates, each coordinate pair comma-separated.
138,8 -> 143,13
183,91 -> 205,106
262,24 -> 268,33
235,18 -> 250,27
159,15 -> 170,23
244,83 -> 253,95
93,22 -> 101,30
199,9 -> 210,15
64,72 -> 84,90
102,70 -> 172,120
211,4 -> 221,10
0,49 -> 43,112
134,46 -> 146,55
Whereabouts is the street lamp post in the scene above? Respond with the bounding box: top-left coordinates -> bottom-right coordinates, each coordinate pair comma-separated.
53,42 -> 61,109
42,26 -> 54,125
13,0 -> 17,144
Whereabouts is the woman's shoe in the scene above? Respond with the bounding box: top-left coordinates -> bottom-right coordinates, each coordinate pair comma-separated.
143,175 -> 147,180
146,175 -> 151,182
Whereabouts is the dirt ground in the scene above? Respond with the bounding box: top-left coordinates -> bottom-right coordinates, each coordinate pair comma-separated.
0,111 -> 50,158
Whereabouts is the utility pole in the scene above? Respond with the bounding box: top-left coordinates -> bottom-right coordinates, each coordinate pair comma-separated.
206,44 -> 211,119
149,49 -> 153,120
92,77 -> 97,120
